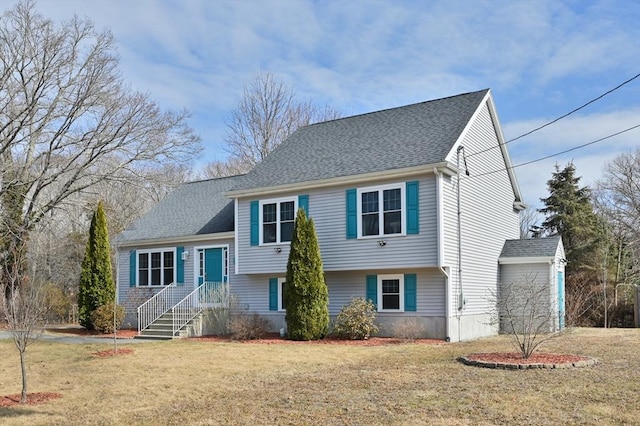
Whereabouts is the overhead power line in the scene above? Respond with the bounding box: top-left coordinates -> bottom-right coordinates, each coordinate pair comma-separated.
466,72 -> 640,159
465,124 -> 640,180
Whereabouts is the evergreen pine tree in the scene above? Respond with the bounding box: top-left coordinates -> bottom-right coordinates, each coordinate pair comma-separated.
538,162 -> 603,274
78,201 -> 115,329
284,208 -> 329,340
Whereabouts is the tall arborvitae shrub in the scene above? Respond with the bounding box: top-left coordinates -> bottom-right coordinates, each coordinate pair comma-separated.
284,208 -> 329,340
78,201 -> 115,329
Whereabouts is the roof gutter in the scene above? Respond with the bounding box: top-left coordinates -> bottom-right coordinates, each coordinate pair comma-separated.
225,162 -> 455,198
498,256 -> 555,265
116,231 -> 235,249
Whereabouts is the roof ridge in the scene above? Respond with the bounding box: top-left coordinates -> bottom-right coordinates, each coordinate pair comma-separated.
300,88 -> 490,129
184,173 -> 247,185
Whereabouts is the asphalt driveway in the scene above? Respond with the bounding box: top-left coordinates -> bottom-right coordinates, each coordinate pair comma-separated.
0,329 -> 150,344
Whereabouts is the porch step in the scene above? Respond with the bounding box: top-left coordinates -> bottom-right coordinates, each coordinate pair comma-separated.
133,334 -> 173,341
137,310 -> 201,339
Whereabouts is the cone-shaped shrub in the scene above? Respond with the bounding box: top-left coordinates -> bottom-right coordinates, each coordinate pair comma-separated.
78,201 -> 115,329
284,208 -> 329,340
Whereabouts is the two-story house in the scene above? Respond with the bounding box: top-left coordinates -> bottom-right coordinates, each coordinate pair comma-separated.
116,88 -> 543,342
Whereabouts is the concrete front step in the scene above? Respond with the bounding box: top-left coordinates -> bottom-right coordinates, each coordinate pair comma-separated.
137,310 -> 203,339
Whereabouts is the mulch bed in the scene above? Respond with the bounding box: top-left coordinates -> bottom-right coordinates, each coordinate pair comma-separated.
46,326 -> 138,339
91,348 -> 135,357
190,334 -> 446,346
0,392 -> 62,407
460,352 -> 597,369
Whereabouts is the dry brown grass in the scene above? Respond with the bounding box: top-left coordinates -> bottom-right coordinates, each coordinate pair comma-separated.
0,327 -> 638,425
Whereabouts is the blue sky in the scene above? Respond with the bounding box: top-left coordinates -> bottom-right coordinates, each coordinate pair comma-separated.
25,0 -> 640,208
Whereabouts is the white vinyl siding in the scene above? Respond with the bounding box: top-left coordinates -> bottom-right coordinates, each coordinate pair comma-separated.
236,176 -> 438,274
444,101 -> 520,320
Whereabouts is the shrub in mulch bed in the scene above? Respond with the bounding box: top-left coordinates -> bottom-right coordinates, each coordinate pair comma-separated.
0,392 -> 62,407
190,334 -> 446,346
91,348 -> 135,357
459,352 -> 597,369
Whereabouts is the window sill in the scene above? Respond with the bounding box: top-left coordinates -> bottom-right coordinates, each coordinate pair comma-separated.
357,233 -> 406,240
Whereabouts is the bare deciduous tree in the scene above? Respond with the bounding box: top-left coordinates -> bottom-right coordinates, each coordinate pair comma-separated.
0,1 -> 201,294
565,272 -> 598,326
594,148 -> 640,295
1,253 -> 49,404
489,273 -> 563,359
207,71 -> 340,177
519,206 -> 541,239
0,1 -> 201,401
199,158 -> 250,179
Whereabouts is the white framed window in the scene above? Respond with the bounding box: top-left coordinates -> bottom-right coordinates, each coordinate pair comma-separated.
260,197 -> 297,244
357,183 -> 405,238
137,248 -> 175,286
277,278 -> 287,311
378,274 -> 404,312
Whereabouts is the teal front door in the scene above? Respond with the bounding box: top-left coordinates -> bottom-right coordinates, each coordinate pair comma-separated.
198,248 -> 224,285
557,270 -> 565,329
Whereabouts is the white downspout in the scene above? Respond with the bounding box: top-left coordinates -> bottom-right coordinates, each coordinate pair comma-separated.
234,198 -> 239,275
434,167 -> 450,342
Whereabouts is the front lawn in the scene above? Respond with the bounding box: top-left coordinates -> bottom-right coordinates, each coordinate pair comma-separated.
0,327 -> 638,425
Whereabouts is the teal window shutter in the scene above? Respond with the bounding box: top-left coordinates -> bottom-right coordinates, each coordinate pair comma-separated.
250,200 -> 259,246
406,181 -> 419,234
129,250 -> 137,287
298,194 -> 309,216
404,273 -> 417,311
269,278 -> 278,311
346,189 -> 357,239
176,247 -> 184,286
366,275 -> 377,307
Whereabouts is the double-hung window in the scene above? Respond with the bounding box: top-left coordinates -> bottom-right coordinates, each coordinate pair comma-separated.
358,184 -> 405,238
378,274 -> 404,311
260,198 -> 297,244
138,249 -> 175,286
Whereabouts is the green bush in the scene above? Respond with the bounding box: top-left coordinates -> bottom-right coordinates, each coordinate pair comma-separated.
90,302 -> 125,333
284,208 -> 329,340
230,313 -> 272,340
333,297 -> 379,340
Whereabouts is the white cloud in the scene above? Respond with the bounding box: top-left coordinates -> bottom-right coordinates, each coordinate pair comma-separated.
14,0 -> 638,172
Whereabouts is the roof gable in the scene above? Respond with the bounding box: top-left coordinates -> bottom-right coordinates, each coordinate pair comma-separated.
230,89 -> 489,192
116,175 -> 244,244
499,236 -> 563,259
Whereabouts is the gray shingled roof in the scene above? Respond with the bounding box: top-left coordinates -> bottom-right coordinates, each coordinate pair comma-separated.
231,89 -> 489,191
116,175 -> 243,244
500,236 -> 562,259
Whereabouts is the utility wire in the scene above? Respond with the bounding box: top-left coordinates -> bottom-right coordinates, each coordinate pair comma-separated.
465,124 -> 640,180
466,72 -> 640,159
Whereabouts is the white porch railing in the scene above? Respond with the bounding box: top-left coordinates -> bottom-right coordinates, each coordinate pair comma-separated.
137,284 -> 191,334
172,281 -> 229,337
